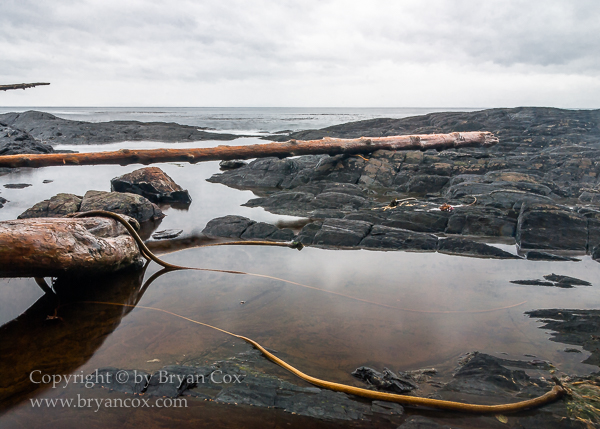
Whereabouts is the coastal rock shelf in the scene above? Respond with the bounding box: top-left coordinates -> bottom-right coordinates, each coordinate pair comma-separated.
207,107 -> 600,257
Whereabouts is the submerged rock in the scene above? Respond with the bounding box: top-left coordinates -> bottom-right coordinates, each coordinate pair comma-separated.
351,366 -> 417,393
151,229 -> 183,240
526,309 -> 600,366
18,193 -> 82,219
3,183 -> 31,189
543,273 -> 592,286
79,190 -> 164,223
437,237 -> 519,259
111,167 -> 192,204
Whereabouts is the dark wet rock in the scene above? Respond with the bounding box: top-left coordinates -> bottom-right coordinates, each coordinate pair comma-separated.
402,174 -> 449,195
216,386 -> 277,407
3,183 -> 31,189
445,206 -> 516,237
543,274 -> 592,287
563,348 -> 582,353
579,191 -> 600,204
0,167 -> 13,176
312,219 -> 372,247
443,352 -> 540,396
510,279 -> 559,287
382,209 -> 450,233
202,215 -> 256,238
594,245 -> 600,261
219,159 -> 247,170
370,400 -> 404,417
240,222 -> 295,241
145,365 -> 214,398
525,251 -> 580,261
526,309 -> 600,366
398,417 -> 452,429
152,229 -> 183,240
351,366 -> 417,393
360,225 -> 438,251
295,222 -> 323,245
92,368 -> 150,395
42,179 -> 53,183
437,237 -> 520,259
275,389 -> 371,421
18,193 -> 82,219
0,196 -> 6,209
511,274 -> 591,288
111,167 -> 191,204
79,190 -> 164,222
0,123 -> 54,155
0,110 -> 238,144
517,203 -> 589,251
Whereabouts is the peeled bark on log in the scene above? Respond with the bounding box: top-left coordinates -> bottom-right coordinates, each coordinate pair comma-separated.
0,82 -> 50,91
0,131 -> 498,169
0,216 -> 141,277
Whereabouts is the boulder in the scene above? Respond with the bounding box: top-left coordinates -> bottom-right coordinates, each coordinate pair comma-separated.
202,215 -> 256,238
111,167 -> 191,204
516,203 -> 588,250
18,193 -> 82,219
79,190 -> 164,223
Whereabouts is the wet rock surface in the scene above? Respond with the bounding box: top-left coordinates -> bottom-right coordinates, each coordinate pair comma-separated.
79,190 -> 164,222
511,274 -> 592,288
18,193 -> 82,219
527,309 -> 600,366
0,122 -> 54,155
201,215 -> 294,241
91,349 -> 589,428
208,107 -> 600,257
0,110 -> 239,144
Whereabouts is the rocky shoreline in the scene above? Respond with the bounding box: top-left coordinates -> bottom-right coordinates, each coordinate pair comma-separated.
1,107 -> 600,427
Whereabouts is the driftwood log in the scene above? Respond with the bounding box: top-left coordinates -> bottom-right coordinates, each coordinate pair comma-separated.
0,82 -> 50,91
0,216 -> 141,277
0,131 -> 498,169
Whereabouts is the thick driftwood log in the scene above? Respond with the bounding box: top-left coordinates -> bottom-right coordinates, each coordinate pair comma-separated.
0,131 -> 498,168
0,82 -> 50,91
0,216 -> 141,277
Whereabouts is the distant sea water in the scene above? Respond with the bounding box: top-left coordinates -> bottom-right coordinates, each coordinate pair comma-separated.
0,107 -> 484,135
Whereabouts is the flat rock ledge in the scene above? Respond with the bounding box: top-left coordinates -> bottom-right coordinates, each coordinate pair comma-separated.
202,215 -> 519,259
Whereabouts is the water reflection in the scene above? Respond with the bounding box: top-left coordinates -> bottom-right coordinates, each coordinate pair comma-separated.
0,264 -> 152,410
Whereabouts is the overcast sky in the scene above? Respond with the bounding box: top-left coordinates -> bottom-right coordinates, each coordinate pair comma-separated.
1,0 -> 599,107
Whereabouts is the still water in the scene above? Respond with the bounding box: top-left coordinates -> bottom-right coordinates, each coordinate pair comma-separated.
0,128 -> 598,427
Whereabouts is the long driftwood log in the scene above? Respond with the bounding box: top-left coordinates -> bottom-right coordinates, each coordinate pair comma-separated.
0,131 -> 497,168
0,216 -> 141,277
0,82 -> 50,91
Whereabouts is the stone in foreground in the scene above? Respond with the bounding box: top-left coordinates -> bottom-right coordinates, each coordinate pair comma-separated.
111,167 -> 192,204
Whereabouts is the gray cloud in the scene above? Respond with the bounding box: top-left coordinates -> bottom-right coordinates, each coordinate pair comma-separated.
1,0 -> 599,106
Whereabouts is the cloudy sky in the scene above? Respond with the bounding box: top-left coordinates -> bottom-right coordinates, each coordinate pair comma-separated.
1,0 -> 599,107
